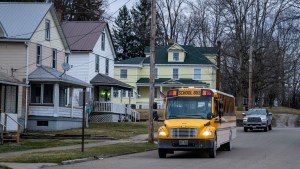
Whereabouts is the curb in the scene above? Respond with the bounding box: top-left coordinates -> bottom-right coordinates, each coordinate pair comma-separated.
60,147 -> 158,165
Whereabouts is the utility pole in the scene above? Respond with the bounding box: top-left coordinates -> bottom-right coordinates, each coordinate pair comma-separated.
148,0 -> 156,143
81,88 -> 86,152
216,41 -> 221,91
248,4 -> 254,109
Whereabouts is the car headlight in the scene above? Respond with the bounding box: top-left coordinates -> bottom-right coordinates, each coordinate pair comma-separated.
261,118 -> 267,122
202,131 -> 212,136
243,118 -> 247,121
159,131 -> 167,136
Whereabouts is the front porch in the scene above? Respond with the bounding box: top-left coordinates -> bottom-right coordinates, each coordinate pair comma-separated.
92,101 -> 140,122
90,73 -> 139,122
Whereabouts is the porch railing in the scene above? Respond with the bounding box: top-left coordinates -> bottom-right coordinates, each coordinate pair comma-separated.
93,101 -> 140,122
93,101 -> 126,114
1,112 -> 24,143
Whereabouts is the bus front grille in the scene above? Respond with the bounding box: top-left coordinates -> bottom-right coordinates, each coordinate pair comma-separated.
170,128 -> 198,138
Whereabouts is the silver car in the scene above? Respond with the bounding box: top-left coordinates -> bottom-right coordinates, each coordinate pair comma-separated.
243,108 -> 272,132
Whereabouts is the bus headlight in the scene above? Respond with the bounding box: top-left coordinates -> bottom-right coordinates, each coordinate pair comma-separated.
159,131 -> 167,136
202,131 -> 212,136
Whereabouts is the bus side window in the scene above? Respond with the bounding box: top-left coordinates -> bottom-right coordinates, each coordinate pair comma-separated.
214,100 -> 218,117
219,101 -> 224,116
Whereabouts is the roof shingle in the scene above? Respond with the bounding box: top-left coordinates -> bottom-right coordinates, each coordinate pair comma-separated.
90,73 -> 133,89
61,21 -> 107,51
29,66 -> 90,87
0,3 -> 52,39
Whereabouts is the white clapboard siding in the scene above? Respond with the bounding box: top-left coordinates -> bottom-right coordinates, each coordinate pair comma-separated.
1,113 -> 18,131
58,107 -> 82,118
29,106 -> 54,116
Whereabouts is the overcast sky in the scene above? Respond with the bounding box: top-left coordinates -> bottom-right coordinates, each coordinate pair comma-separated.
105,0 -> 139,20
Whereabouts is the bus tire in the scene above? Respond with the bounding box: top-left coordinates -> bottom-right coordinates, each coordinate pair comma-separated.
158,149 -> 167,158
208,137 -> 217,158
224,136 -> 232,151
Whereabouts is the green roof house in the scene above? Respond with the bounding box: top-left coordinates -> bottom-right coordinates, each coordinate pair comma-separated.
114,43 -> 217,109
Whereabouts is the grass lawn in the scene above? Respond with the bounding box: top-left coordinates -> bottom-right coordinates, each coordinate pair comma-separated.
0,122 -> 163,153
236,106 -> 300,119
0,139 -> 84,153
0,142 -> 156,163
0,166 -> 12,169
30,122 -> 163,139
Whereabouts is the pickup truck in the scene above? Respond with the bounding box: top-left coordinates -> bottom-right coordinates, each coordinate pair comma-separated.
243,108 -> 272,132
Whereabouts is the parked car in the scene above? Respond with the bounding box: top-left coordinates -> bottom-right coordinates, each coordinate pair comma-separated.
243,108 -> 272,132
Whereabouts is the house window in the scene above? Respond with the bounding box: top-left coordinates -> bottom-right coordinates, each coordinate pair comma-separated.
113,89 -> 119,97
122,90 -> 126,97
52,49 -> 57,69
59,86 -> 68,107
101,32 -> 105,51
154,68 -> 158,79
4,86 -> 17,113
65,55 -> 69,63
43,84 -> 53,103
194,68 -> 201,80
129,90 -> 133,97
173,52 -> 179,61
173,68 -> 179,79
120,69 -> 127,79
105,58 -> 109,75
37,121 -> 48,126
95,55 -> 99,72
45,19 -> 50,40
31,84 -> 42,103
36,45 -> 42,65
31,84 -> 54,104
154,87 -> 158,98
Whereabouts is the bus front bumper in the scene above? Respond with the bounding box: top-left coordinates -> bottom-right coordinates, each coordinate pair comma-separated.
158,139 -> 214,151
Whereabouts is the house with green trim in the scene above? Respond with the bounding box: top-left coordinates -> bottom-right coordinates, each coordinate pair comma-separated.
114,43 -> 217,109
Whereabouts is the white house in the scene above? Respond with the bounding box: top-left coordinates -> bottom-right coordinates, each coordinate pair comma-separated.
0,2 -> 89,131
62,21 -> 137,122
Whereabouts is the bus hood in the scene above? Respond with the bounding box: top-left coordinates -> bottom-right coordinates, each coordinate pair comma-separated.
164,119 -> 210,128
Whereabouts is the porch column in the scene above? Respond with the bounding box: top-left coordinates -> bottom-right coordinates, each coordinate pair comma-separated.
53,83 -> 59,117
69,87 -> 73,118
121,89 -> 123,103
110,87 -> 113,102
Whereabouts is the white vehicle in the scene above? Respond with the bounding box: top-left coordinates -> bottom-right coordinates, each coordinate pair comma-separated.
243,108 -> 272,132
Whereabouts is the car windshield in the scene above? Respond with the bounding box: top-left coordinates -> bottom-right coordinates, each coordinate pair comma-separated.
247,109 -> 267,115
166,96 -> 212,119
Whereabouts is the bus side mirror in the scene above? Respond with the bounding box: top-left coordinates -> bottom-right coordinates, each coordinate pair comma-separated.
207,112 -> 213,120
153,102 -> 157,109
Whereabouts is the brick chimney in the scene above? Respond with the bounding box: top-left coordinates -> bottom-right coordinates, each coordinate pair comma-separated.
168,38 -> 174,45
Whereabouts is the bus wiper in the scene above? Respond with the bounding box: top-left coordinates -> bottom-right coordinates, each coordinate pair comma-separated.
167,115 -> 179,119
185,114 -> 205,119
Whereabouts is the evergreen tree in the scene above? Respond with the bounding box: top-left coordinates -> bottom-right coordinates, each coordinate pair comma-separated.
113,6 -> 135,60
131,0 -> 151,57
53,0 -> 105,21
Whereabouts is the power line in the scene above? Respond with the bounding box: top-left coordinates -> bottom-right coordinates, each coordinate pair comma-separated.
14,0 -> 132,71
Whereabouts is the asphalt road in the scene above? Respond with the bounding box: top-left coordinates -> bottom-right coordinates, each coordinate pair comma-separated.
45,128 -> 300,169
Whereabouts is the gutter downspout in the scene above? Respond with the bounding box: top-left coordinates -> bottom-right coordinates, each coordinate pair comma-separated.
25,41 -> 29,131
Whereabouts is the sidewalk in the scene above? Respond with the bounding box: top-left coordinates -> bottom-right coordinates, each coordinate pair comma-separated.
0,134 -> 150,169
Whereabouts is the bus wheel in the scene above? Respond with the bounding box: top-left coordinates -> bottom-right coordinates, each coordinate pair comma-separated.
158,149 -> 167,158
224,137 -> 232,151
208,137 -> 217,158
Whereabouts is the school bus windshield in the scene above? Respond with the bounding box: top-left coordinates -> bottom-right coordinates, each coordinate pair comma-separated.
166,96 -> 212,119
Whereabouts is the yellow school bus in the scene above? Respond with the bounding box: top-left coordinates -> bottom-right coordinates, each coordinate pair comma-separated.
157,88 -> 236,158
